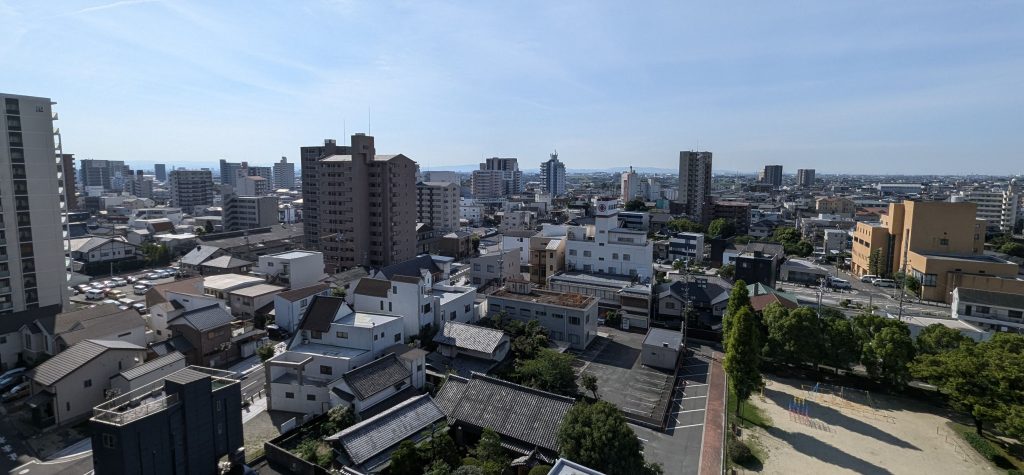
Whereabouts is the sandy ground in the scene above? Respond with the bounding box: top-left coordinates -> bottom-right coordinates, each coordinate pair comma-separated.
743,375 -> 997,475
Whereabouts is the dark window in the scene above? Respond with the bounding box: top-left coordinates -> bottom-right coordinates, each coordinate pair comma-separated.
319,365 -> 332,375
84,379 -> 92,388
306,394 -> 316,401
310,331 -> 322,339
102,434 -> 116,449
285,392 -> 295,399
569,316 -> 581,325
394,333 -> 402,342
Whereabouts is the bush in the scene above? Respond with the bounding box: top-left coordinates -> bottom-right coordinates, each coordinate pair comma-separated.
728,436 -> 755,465
528,466 -> 552,475
962,432 -> 1000,461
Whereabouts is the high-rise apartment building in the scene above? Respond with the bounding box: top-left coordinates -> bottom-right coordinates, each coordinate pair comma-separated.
620,166 -> 640,202
169,169 -> 214,214
224,195 -> 278,231
154,163 -> 166,182
676,151 -> 713,223
127,170 -> 154,199
1,92 -> 69,314
796,168 -> 815,188
301,133 -> 417,271
760,165 -> 783,188
273,156 -> 295,190
218,159 -> 241,187
417,181 -> 459,232
472,157 -> 522,199
61,153 -> 78,210
80,159 -> 129,191
540,152 -> 566,196
951,184 -> 1019,235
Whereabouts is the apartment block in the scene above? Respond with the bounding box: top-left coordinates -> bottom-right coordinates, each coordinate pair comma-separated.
255,250 -> 327,290
154,163 -> 166,182
1,93 -> 69,315
850,201 -> 1023,302
815,196 -> 856,218
564,198 -> 653,279
540,152 -> 566,196
169,169 -> 214,214
273,156 -> 295,190
301,134 -> 417,271
676,151 -> 712,223
223,195 -> 278,231
485,279 -> 597,350
218,159 -> 241,187
417,181 -> 459,232
620,166 -> 640,201
952,184 -> 1019,235
668,232 -> 704,264
796,168 -> 815,188
61,154 -> 78,210
760,165 -> 783,188
472,157 -> 522,199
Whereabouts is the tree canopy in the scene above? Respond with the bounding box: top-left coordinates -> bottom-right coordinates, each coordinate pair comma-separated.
667,218 -> 704,233
707,218 -> 736,239
915,324 -> 968,355
624,199 -> 649,212
722,280 -> 751,347
724,306 -> 763,417
853,314 -> 915,388
557,401 -> 658,474
513,349 -> 579,396
763,306 -> 823,367
998,242 -> 1024,258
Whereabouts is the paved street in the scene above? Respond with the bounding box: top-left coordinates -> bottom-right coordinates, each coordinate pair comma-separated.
778,271 -> 951,319
0,411 -> 34,472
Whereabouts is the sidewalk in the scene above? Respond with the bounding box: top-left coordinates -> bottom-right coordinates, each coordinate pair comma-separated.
699,351 -> 725,475
242,393 -> 268,425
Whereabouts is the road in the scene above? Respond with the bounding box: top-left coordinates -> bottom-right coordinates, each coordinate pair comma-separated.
778,272 -> 951,319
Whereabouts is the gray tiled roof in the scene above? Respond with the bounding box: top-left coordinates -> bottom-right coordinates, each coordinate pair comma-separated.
298,296 -> 347,332
342,354 -> 411,400
118,352 -> 185,381
326,394 -> 445,465
168,304 -> 233,331
32,340 -> 145,387
957,287 -> 1024,310
432,375 -> 468,415
433,322 -> 507,354
379,255 -> 439,280
276,283 -> 330,302
433,373 -> 575,453
180,245 -> 224,266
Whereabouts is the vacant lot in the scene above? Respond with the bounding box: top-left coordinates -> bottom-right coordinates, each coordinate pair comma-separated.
748,376 -> 998,475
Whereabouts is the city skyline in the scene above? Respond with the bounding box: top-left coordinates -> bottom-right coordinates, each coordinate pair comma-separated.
2,1 -> 1022,174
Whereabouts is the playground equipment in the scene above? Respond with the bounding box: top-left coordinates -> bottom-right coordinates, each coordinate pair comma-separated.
802,382 -> 896,424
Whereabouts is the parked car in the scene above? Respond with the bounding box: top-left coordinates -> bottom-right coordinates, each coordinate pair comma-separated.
2,381 -> 30,402
860,274 -> 879,283
76,283 -> 92,292
265,324 -> 290,341
827,277 -> 853,289
86,289 -> 105,300
145,273 -> 162,280
132,302 -> 147,314
117,298 -> 134,305
873,278 -> 897,288
106,290 -> 126,299
133,284 -> 149,295
112,278 -> 128,287
0,368 -> 26,393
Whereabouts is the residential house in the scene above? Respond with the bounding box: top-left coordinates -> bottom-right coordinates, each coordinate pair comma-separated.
528,236 -> 565,286
202,273 -> 264,300
654,276 -> 731,328
0,305 -> 61,370
255,250 -> 327,289
329,353 -> 417,415
179,245 -> 227,276
326,394 -> 446,473
228,283 -> 285,322
438,231 -> 474,260
68,236 -> 141,273
272,283 -> 332,333
166,304 -> 242,368
432,321 -> 509,370
197,256 -> 253,276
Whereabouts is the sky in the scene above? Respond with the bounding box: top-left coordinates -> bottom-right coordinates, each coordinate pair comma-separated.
2,1 -> 1023,175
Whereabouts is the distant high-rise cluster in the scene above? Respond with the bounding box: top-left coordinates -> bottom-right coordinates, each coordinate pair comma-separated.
472,157 -> 522,199
620,166 -> 640,202
760,164 -> 783,188
301,133 -> 417,271
676,151 -> 713,223
540,152 -> 566,196
154,163 -> 167,182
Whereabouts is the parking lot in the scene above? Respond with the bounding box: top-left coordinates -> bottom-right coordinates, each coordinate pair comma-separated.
571,328 -> 711,475
68,269 -> 181,311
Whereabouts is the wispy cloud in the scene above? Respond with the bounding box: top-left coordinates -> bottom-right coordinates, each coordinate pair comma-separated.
73,0 -> 158,15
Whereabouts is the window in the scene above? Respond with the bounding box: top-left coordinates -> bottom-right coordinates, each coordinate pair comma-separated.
612,253 -> 618,260
939,238 -> 949,245
552,313 -> 563,319
24,334 -> 31,350
465,304 -> 471,313
306,394 -> 316,401
285,392 -> 295,399
394,333 -> 402,342
392,286 -> 398,294
569,249 -> 577,256
473,264 -> 481,271
102,434 -> 116,449
583,250 -> 591,257
389,302 -> 393,312
337,331 -> 349,338
417,364 -> 423,371
380,301 -> 384,310
320,365 -> 332,375
1009,310 -> 1023,320
84,379 -> 92,388
374,334 -> 379,341
569,316 -> 581,325
450,311 -> 456,321
311,331 -> 323,339
487,265 -> 495,273
520,308 -> 531,316
623,254 -> 631,261
978,306 -> 991,314
66,402 -> 71,412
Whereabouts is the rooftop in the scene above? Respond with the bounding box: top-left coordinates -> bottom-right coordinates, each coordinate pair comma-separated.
549,271 -> 651,290
33,340 -> 145,387
266,250 -> 320,260
326,394 -> 445,466
229,283 -> 286,297
490,288 -> 594,309
433,322 -> 507,354
956,287 -> 1024,309
92,366 -> 236,426
203,273 -> 265,290
336,311 -> 401,329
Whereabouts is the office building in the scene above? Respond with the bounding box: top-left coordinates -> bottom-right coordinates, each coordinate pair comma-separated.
1,92 -> 69,315
676,151 -> 712,223
851,201 -> 1024,302
564,197 -> 653,279
235,175 -> 270,196
620,166 -> 640,201
417,181 -> 459,232
90,366 -> 245,475
486,279 -> 598,349
80,159 -> 129,191
62,153 -> 78,210
154,163 -> 166,182
668,232 -> 704,264
796,168 -> 815,188
223,195 -> 278,231
816,196 -> 856,218
472,157 -> 522,199
273,156 -> 295,190
127,170 -> 153,199
168,169 -> 214,214
301,133 -> 416,271
218,159 -> 241,187
540,151 -> 566,196
760,165 -> 783,188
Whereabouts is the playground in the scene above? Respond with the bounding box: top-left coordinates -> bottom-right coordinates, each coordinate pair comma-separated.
747,375 -> 999,474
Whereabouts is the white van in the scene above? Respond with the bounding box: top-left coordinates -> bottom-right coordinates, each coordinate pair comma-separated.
133,284 -> 149,295
86,289 -> 104,300
828,277 -> 853,289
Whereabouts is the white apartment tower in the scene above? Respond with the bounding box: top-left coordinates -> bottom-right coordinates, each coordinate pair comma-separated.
417,181 -> 460,232
564,198 -> 653,279
540,152 -> 566,196
952,184 -> 1020,235
1,93 -> 70,315
620,166 -> 640,202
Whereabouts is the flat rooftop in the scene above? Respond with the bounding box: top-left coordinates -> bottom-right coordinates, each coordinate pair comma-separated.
550,271 -> 651,290
267,250 -> 320,260
336,311 -> 401,328
203,273 -> 265,290
289,342 -> 368,359
490,288 -> 594,309
229,283 -> 285,297
914,252 -> 1015,264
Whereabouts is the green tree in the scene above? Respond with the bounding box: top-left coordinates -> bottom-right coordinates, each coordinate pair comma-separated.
471,234 -> 481,252
719,264 -> 735,280
762,306 -> 822,367
724,306 -> 763,418
856,315 -> 915,388
893,272 -> 921,296
322,405 -> 355,435
422,431 -> 462,468
557,401 -> 653,474
425,461 -> 454,475
734,235 -> 754,245
390,440 -> 425,475
256,344 -> 275,362
331,287 -> 346,298
453,467 -> 486,475
707,218 -> 736,239
998,242 -> 1024,258
624,199 -> 649,211
771,227 -> 801,245
785,240 -> 814,257
820,313 -> 860,369
462,428 -> 508,475
667,218 -> 703,233
581,373 -> 599,399
722,280 -> 751,348
915,324 -> 968,355
141,243 -> 171,267
513,349 -> 579,396
868,248 -> 883,277
503,319 -> 549,361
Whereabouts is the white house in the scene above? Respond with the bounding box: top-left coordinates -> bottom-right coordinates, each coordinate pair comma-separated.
952,287 -> 1024,334
68,236 -> 140,266
255,250 -> 327,289
273,283 -> 332,333
564,198 -> 653,279
667,232 -> 705,264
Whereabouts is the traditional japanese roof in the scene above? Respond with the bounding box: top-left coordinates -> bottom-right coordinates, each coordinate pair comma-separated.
168,304 -> 233,331
326,394 -> 445,466
433,322 -> 507,355
341,354 -> 411,401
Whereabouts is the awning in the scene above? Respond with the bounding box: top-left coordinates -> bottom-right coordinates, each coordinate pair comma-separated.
25,391 -> 53,409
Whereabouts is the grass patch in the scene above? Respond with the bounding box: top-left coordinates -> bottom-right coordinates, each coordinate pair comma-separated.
948,421 -> 1024,472
727,381 -> 772,429
725,380 -> 771,470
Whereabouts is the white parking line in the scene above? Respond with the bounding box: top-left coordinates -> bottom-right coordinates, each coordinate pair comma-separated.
672,423 -> 704,429
680,395 -> 707,400
685,383 -> 708,387
674,408 -> 705,414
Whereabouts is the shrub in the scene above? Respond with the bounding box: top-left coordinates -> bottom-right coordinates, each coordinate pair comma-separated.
962,432 -> 999,461
728,436 -> 755,465
528,466 -> 553,475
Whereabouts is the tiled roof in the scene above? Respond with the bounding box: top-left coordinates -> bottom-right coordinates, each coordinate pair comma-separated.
200,255 -> 252,269
180,245 -> 224,266
354,279 -> 390,298
342,354 -> 411,401
433,322 -> 507,354
276,283 -> 330,302
118,352 -> 185,381
32,340 -> 144,387
379,255 -> 439,280
168,304 -> 233,331
0,305 -> 61,335
327,394 -> 445,465
56,307 -> 146,348
298,296 -> 347,332
433,373 -> 575,453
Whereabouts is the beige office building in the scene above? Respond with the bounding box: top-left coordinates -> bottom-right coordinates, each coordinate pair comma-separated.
1,93 -> 69,315
301,134 -> 416,272
851,201 -> 1023,302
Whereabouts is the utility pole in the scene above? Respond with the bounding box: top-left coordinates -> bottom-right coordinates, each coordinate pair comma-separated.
897,230 -> 910,321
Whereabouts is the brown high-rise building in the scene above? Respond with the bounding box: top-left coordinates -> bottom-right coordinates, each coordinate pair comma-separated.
676,151 -> 712,223
301,133 -> 417,272
61,153 -> 78,210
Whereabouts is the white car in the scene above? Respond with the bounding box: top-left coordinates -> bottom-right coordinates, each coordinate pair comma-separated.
872,279 -> 898,288
133,284 -> 149,295
86,289 -> 105,300
828,277 -> 852,289
860,275 -> 879,283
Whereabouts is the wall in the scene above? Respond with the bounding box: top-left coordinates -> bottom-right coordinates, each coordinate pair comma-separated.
50,349 -> 146,426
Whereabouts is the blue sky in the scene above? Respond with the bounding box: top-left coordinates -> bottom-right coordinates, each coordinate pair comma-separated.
2,1 -> 1022,174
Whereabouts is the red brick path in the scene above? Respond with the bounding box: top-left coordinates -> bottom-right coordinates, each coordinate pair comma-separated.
699,352 -> 725,475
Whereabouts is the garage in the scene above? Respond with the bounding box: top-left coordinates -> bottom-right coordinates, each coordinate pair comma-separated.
642,328 -> 683,369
